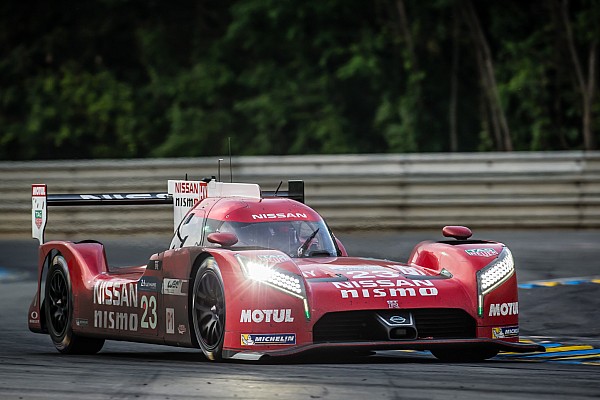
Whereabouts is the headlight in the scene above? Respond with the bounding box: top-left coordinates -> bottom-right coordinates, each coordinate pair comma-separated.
240,258 -> 303,295
476,248 -> 515,316
235,254 -> 310,320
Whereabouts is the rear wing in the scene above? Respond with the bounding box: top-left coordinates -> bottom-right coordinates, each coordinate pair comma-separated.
32,180 -> 304,244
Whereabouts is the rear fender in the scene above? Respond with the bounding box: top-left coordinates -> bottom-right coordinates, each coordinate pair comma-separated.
28,241 -> 109,334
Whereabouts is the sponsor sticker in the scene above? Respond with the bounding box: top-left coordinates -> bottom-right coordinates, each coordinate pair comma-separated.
256,254 -> 289,264
240,309 -> 294,323
29,311 -> 39,324
489,302 -> 519,317
178,324 -> 187,335
34,210 -> 43,229
329,265 -> 388,272
387,300 -> 400,309
162,279 -> 187,296
166,308 -> 175,334
146,260 -> 162,271
138,276 -> 160,292
465,248 -> 499,257
492,326 -> 519,339
75,318 -> 89,327
241,333 -> 296,346
32,185 -> 46,196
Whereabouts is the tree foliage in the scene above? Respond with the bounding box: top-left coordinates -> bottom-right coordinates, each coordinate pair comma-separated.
0,0 -> 598,160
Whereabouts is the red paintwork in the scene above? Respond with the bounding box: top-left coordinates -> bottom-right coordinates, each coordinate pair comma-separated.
28,195 -> 541,358
206,197 -> 322,222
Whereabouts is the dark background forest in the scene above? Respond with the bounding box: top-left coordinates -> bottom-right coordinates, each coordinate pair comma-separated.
1,0 -> 598,160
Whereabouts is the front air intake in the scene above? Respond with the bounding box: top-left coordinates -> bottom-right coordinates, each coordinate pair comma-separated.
312,308 -> 475,343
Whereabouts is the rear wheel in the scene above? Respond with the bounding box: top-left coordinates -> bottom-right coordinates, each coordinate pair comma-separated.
45,255 -> 104,354
191,257 -> 226,361
431,348 -> 498,362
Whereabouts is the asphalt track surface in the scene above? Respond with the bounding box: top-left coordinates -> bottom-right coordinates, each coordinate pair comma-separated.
1,230 -> 599,399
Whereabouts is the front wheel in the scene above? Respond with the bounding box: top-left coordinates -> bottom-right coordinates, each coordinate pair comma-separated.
191,257 -> 226,361
430,348 -> 498,362
45,255 -> 105,354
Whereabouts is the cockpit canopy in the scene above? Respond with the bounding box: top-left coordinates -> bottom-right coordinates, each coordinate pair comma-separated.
169,197 -> 338,257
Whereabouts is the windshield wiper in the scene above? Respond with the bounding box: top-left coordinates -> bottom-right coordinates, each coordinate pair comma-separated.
297,228 -> 319,257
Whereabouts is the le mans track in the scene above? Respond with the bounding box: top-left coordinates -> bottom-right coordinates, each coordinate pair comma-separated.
0,229 -> 599,400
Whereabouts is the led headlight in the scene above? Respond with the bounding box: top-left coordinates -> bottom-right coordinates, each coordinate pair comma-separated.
235,254 -> 310,320
476,248 -> 515,316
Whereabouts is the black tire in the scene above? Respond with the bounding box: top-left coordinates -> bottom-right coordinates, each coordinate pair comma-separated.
191,257 -> 226,361
430,348 -> 498,362
45,255 -> 105,354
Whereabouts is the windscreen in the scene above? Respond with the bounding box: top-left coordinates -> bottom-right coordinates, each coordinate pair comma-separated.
203,218 -> 337,258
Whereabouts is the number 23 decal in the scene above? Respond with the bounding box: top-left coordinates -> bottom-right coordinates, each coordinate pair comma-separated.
140,295 -> 157,329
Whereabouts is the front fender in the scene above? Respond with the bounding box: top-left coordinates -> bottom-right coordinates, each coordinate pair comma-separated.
408,240 -> 519,341
200,248 -> 310,352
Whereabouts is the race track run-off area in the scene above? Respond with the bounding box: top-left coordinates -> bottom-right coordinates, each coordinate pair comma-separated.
0,230 -> 599,399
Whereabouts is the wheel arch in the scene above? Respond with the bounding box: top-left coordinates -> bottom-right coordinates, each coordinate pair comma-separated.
188,251 -> 215,349
38,248 -> 64,333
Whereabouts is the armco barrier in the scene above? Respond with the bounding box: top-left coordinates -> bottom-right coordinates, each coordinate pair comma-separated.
1,151 -> 599,239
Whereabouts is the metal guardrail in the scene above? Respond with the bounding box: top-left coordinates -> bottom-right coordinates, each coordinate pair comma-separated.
1,151 -> 599,238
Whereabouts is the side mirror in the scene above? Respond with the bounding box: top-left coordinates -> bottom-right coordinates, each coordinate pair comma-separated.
442,225 -> 472,240
207,232 -> 238,247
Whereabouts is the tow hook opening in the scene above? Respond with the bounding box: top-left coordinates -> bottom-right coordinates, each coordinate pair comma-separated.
390,327 -> 418,340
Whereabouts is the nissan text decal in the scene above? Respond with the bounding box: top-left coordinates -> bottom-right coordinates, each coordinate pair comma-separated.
174,181 -> 207,195
93,281 -> 158,332
251,213 -> 308,220
333,279 -> 438,299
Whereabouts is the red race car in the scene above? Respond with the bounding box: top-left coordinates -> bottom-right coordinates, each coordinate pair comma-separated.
28,179 -> 543,361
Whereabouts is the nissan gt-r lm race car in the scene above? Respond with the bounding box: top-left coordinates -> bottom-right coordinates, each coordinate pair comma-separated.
28,179 -> 544,362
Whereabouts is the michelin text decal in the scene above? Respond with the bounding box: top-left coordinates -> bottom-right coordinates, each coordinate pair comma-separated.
241,333 -> 296,346
492,326 -> 519,339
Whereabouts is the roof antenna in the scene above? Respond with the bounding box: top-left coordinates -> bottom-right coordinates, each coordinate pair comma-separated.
218,158 -> 223,182
274,181 -> 283,196
228,137 -> 233,183
185,173 -> 188,181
